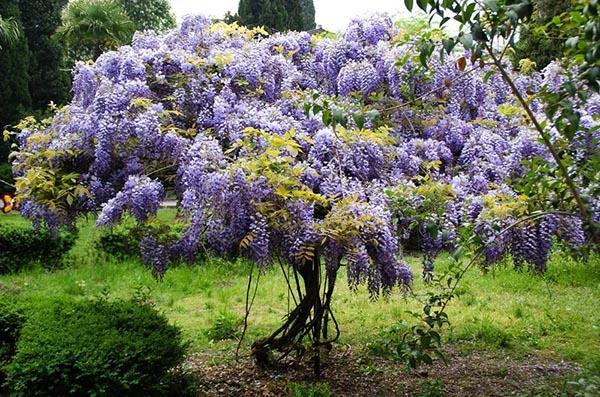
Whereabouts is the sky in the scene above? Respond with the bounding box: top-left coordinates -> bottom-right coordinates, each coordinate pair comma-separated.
169,0 -> 410,32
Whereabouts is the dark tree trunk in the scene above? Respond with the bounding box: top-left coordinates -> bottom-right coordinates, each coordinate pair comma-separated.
251,254 -> 337,377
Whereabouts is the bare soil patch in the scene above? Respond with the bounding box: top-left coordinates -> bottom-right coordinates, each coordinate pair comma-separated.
188,347 -> 578,396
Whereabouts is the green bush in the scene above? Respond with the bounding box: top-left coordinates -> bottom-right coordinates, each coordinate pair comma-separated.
95,221 -> 183,260
205,311 -> 242,341
95,222 -> 143,259
0,295 -> 25,391
0,224 -> 76,274
5,299 -> 192,397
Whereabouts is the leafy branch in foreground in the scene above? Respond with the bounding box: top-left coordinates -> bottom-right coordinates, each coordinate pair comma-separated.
405,0 -> 600,245
393,210 -> 571,370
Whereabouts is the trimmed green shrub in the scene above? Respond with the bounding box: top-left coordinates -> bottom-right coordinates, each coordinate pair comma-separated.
5,299 -> 192,397
0,295 -> 25,391
95,221 -> 183,260
0,224 -> 76,274
95,222 -> 143,259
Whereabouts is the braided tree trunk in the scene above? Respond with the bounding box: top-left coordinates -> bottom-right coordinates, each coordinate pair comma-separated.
252,254 -> 337,377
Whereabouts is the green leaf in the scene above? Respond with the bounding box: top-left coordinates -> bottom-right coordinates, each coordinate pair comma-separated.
366,109 -> 381,123
353,112 -> 365,129
459,33 -> 474,49
565,36 -> 579,49
442,38 -> 455,54
464,3 -> 476,21
472,24 -> 487,41
404,0 -> 414,11
483,0 -> 498,12
303,102 -> 311,117
322,109 -> 332,126
483,69 -> 495,83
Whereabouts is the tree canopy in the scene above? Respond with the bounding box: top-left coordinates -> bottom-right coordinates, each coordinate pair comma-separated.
237,0 -> 306,32
300,0 -> 316,30
117,0 -> 176,33
19,0 -> 71,110
54,0 -> 135,60
0,1 -> 31,130
511,0 -> 572,70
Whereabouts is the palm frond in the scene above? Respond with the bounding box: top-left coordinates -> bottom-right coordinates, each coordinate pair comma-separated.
54,0 -> 135,58
0,16 -> 21,49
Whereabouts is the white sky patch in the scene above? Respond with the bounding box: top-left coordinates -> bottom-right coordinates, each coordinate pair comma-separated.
169,0 -> 412,32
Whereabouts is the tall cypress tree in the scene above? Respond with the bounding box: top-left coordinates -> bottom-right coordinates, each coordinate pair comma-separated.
300,0 -> 315,30
0,0 -> 31,130
19,0 -> 71,110
237,0 -> 305,32
285,0 -> 304,31
0,0 -> 31,177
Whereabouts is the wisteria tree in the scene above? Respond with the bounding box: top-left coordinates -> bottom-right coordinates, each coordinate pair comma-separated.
9,14 -> 597,372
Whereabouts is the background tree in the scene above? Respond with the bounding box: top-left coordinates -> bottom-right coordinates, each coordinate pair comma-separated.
511,0 -> 571,70
54,0 -> 135,60
300,0 -> 316,30
19,0 -> 71,111
117,0 -> 176,33
0,2 -> 30,193
237,0 -> 305,32
0,1 -> 31,131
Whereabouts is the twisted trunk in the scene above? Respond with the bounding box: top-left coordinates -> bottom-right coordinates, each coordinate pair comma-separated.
252,254 -> 337,377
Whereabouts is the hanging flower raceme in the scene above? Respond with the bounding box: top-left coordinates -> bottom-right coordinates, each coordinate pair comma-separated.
9,13 -> 596,284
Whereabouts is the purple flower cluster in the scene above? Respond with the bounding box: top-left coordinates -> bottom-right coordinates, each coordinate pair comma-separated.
97,176 -> 165,226
13,14 -> 598,289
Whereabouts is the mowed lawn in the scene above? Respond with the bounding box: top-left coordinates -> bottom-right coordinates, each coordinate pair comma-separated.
1,210 -> 599,373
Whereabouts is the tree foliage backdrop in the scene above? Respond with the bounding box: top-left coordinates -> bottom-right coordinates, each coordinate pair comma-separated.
237,0 -> 310,32
19,0 -> 71,111
511,0 -> 572,70
118,0 -> 176,33
0,0 -> 31,132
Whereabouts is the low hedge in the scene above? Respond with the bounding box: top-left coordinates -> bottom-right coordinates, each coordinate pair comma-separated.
0,295 -> 25,392
4,299 -> 192,396
95,221 -> 183,260
0,224 -> 76,274
95,223 -> 143,259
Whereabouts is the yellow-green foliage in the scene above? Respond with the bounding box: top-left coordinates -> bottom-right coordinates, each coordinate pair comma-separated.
9,112 -> 90,219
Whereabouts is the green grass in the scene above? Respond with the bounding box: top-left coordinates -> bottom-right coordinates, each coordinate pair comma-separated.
1,211 -> 599,371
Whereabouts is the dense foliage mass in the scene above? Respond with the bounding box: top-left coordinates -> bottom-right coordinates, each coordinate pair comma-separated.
511,0 -> 571,70
118,0 -> 176,34
0,296 -> 24,392
0,0 -> 31,130
13,15 -> 596,276
0,223 -> 76,274
5,299 -> 190,397
238,0 -> 305,32
19,0 -> 71,111
300,0 -> 316,31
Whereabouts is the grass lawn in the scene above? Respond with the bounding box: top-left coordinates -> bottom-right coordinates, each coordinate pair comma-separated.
1,210 -> 599,393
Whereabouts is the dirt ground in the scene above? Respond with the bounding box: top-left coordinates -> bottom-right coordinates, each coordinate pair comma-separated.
188,346 -> 579,396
